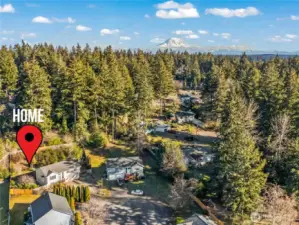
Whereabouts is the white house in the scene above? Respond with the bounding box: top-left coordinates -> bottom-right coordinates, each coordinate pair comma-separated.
146,124 -> 171,133
36,161 -> 81,186
106,157 -> 144,181
176,111 -> 195,124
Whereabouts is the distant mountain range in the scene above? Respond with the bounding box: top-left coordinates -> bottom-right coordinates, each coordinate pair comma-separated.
157,38 -> 299,56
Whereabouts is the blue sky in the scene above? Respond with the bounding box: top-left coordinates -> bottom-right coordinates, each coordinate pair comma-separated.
1,0 -> 299,51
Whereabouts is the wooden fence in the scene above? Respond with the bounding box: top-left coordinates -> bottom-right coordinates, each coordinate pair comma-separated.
10,189 -> 33,195
189,194 -> 224,225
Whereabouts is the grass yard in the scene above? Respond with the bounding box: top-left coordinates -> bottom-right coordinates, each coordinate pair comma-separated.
126,171 -> 171,202
10,194 -> 40,225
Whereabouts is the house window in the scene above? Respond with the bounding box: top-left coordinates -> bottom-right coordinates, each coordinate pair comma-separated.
49,175 -> 56,180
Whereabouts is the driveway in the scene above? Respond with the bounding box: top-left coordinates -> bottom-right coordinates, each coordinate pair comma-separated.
105,197 -> 173,225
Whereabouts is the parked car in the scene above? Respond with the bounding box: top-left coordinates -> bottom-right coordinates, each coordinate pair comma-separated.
131,189 -> 144,195
184,135 -> 194,141
168,129 -> 177,134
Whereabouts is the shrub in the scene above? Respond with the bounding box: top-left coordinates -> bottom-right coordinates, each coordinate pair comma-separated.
74,212 -> 83,225
176,217 -> 184,224
47,136 -> 63,146
88,132 -> 108,148
0,167 -> 9,179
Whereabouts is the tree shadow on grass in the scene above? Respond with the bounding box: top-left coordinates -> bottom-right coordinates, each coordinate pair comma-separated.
10,203 -> 28,225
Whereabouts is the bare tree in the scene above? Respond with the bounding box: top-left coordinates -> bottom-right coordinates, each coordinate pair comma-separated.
161,140 -> 187,176
269,114 -> 291,161
262,184 -> 297,225
244,100 -> 261,140
17,175 -> 36,185
79,197 -> 107,225
169,175 -> 197,210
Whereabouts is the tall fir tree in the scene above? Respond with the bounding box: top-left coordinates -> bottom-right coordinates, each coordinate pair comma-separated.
217,87 -> 267,220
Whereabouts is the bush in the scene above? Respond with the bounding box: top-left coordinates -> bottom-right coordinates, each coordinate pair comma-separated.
43,132 -> 63,146
75,212 -> 83,225
0,167 -> 9,179
176,217 -> 184,224
34,145 -> 83,167
87,132 -> 108,148
47,136 -> 63,146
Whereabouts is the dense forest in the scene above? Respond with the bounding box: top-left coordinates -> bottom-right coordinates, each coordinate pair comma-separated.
0,41 -> 299,223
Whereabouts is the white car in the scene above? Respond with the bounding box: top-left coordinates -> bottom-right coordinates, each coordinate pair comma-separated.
131,189 -> 144,195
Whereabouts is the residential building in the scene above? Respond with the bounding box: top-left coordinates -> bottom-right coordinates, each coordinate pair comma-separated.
106,157 -> 144,180
178,214 -> 217,225
36,161 -> 81,186
176,111 -> 195,124
25,192 -> 74,225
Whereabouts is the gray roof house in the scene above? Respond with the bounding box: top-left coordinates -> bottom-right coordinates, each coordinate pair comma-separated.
25,192 -> 74,225
36,161 -> 81,186
106,157 -> 144,180
178,214 -> 217,225
176,111 -> 195,124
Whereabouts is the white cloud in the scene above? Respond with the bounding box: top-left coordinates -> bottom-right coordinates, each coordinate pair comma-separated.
0,4 -> 15,13
53,17 -> 76,24
285,34 -> 297,39
156,1 -> 199,19
208,40 -> 215,43
87,4 -> 96,8
134,32 -> 140,35
186,34 -> 199,39
269,35 -> 292,43
213,33 -> 219,36
120,36 -> 131,41
232,39 -> 240,43
144,14 -> 150,18
0,37 -> 14,42
205,7 -> 260,18
221,33 -> 231,39
150,37 -> 166,43
173,30 -> 193,35
198,30 -> 208,35
291,15 -> 299,20
76,25 -> 92,31
21,33 -> 36,39
1,30 -> 14,34
100,28 -> 120,36
32,16 -> 52,24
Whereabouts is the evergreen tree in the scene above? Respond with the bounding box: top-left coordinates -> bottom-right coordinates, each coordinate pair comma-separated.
18,59 -> 52,130
217,88 -> 267,219
70,197 -> 75,211
74,212 -> 83,225
0,46 -> 18,133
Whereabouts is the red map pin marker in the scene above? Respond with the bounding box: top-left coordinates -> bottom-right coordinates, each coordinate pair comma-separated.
16,125 -> 43,166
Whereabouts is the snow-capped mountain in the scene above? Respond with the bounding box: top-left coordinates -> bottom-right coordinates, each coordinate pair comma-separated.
158,38 -> 189,48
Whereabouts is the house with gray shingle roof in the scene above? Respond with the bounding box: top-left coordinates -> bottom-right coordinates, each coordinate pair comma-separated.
25,192 -> 74,225
178,214 -> 217,225
106,157 -> 144,180
36,161 -> 81,186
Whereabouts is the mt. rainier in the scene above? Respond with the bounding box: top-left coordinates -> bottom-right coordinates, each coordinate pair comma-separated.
158,38 -> 189,48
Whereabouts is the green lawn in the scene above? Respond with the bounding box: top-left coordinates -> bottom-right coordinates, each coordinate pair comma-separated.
10,195 -> 40,225
126,171 -> 171,202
